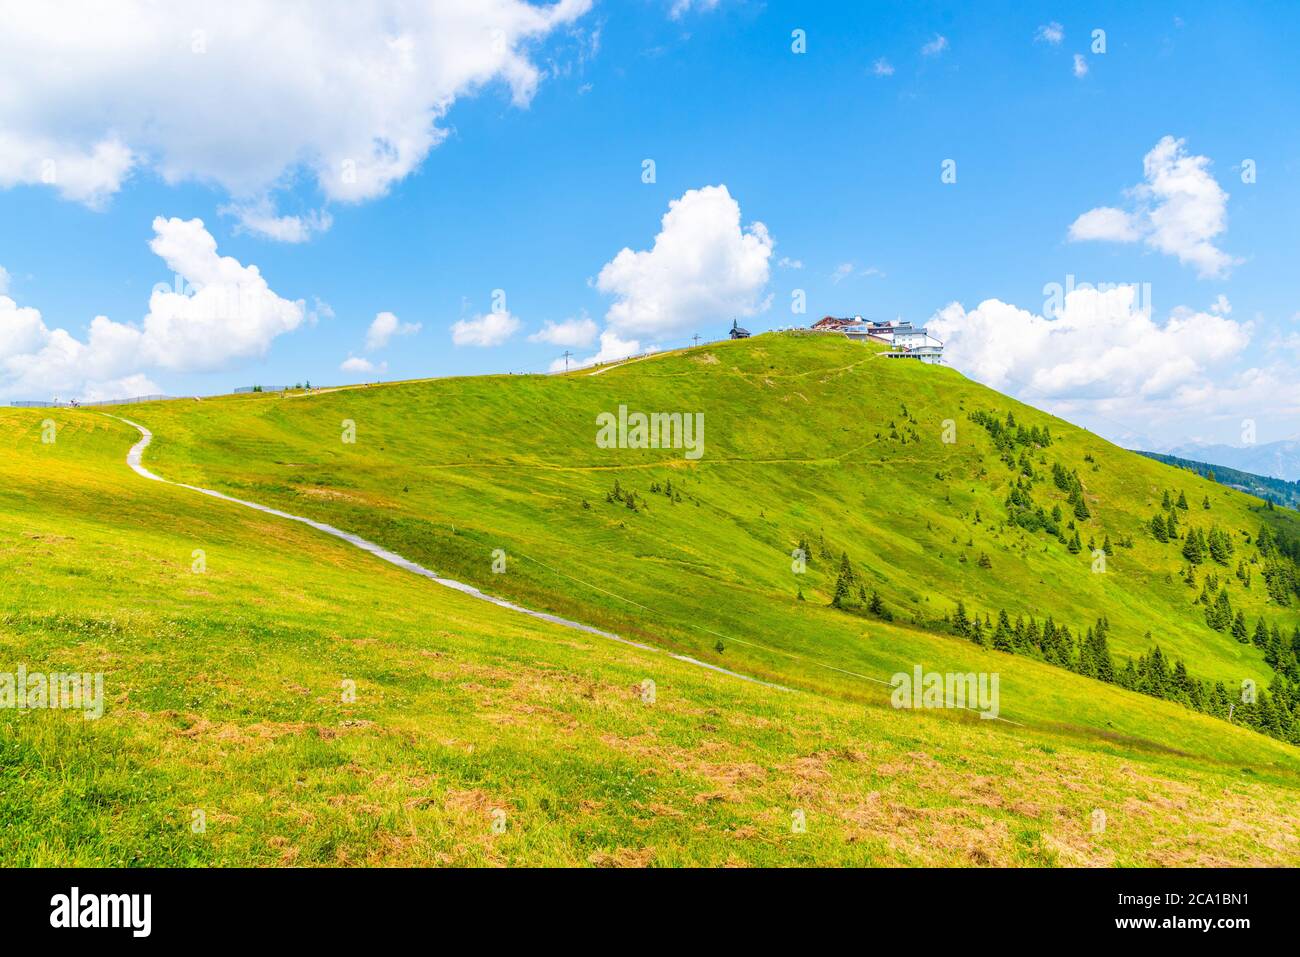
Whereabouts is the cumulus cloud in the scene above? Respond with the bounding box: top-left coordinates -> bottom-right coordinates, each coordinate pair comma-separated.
925,286 -> 1276,442
872,58 -> 895,77
1072,53 -> 1089,77
1068,136 -> 1237,278
777,256 -> 804,269
1035,23 -> 1064,45
341,356 -> 385,375
0,265 -> 9,296
0,1 -> 592,236
930,286 -> 1249,400
529,314 -> 598,347
1068,206 -> 1140,242
451,310 -> 521,347
595,184 -> 773,341
0,216 -> 303,401
364,311 -> 421,351
921,35 -> 948,56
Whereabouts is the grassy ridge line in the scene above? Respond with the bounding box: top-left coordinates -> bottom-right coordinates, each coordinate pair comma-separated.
121,334 -> 1300,770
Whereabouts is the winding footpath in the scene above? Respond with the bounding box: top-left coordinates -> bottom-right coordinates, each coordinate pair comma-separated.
110,415 -> 788,691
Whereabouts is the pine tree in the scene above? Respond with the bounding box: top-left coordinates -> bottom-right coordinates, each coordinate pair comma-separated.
868,590 -> 891,620
953,601 -> 972,637
837,551 -> 856,588
1231,611 -> 1248,643
831,568 -> 851,609
993,609 -> 1014,652
1177,490 -> 1189,510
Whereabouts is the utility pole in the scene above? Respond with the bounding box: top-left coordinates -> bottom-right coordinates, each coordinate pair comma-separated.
692,334 -> 701,347
562,350 -> 573,372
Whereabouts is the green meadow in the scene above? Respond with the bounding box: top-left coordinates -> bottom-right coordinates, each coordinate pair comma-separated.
3,332 -> 1298,865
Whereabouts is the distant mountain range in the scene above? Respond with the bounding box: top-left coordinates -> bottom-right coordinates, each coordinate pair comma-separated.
1137,450 -> 1300,509
1162,440 -> 1300,482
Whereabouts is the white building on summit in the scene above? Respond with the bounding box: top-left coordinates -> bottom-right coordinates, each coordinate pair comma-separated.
811,315 -> 944,363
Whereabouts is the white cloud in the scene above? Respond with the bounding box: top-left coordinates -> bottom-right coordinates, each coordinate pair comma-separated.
1067,136 -> 1237,278
595,184 -> 773,340
364,311 -> 421,351
0,1 -> 592,235
872,58 -> 895,77
553,329 -> 644,371
831,262 -> 884,283
777,256 -> 804,270
529,314 -> 598,347
921,35 -> 948,56
0,216 -> 303,401
0,265 -> 9,296
222,199 -> 333,243
669,0 -> 720,19
927,287 -> 1261,442
138,217 -> 305,370
1072,53 -> 1089,77
451,310 -> 521,347
340,356 -> 386,375
0,132 -> 134,210
308,298 -> 335,325
1068,207 -> 1140,242
1035,23 -> 1064,45
1210,294 -> 1231,316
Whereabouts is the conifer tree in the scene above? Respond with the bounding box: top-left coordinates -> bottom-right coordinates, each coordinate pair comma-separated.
953,601 -> 972,637
993,609 -> 1014,652
868,590 -> 891,620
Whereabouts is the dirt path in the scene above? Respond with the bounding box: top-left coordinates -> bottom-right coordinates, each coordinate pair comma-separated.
109,415 -> 789,692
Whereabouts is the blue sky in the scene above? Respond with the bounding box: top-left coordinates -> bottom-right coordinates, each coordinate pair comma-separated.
1,0 -> 1296,449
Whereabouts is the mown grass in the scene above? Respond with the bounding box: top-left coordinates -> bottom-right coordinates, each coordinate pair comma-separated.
1,335 -> 1298,865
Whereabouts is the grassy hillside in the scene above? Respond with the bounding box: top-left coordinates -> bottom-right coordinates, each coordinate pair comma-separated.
130,334 -> 1300,739
4,333 -> 1300,866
